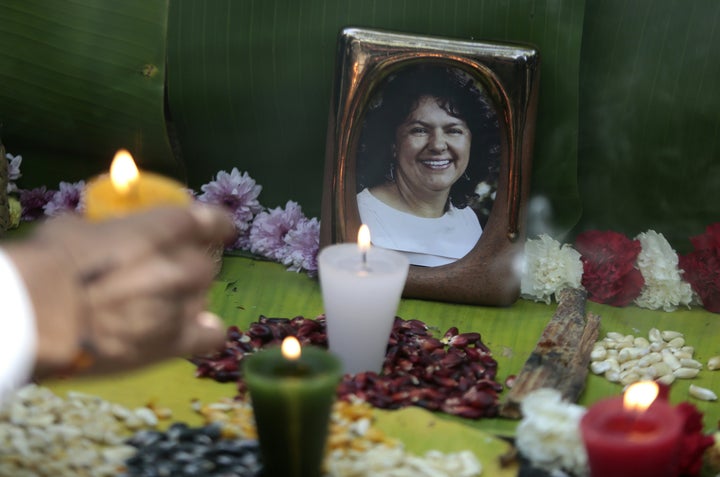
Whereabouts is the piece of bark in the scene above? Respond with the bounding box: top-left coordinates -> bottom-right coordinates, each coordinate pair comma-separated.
500,288 -> 601,419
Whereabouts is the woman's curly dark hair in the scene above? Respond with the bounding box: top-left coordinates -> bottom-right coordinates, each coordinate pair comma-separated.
356,63 -> 501,214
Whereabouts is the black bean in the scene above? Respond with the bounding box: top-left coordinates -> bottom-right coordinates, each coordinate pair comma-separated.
123,423 -> 262,477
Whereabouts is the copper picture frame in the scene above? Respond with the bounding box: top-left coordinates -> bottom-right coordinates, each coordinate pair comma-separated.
320,27 -> 540,306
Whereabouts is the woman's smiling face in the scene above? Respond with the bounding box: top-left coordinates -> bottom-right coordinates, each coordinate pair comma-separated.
394,95 -> 472,197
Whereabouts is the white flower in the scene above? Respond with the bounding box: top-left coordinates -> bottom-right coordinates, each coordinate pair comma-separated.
474,181 -> 493,201
520,234 -> 584,304
634,230 -> 694,312
5,152 -> 22,193
515,388 -> 588,477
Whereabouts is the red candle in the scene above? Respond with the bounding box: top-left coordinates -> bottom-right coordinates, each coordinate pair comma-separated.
580,381 -> 683,477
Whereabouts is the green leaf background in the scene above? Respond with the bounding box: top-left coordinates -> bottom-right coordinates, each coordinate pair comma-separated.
1,0 -> 719,246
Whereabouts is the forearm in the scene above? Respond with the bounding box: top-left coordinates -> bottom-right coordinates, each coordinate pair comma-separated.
2,240 -> 84,379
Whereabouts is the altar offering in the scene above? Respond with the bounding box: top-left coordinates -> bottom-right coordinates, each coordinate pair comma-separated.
318,225 -> 409,375
243,336 -> 342,477
580,381 -> 683,477
84,149 -> 191,220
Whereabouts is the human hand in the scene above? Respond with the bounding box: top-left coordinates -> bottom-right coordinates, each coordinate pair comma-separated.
6,204 -> 236,378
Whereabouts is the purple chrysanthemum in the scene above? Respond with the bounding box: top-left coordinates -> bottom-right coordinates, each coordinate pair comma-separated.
43,180 -> 85,217
18,186 -> 55,221
283,217 -> 321,274
249,201 -> 305,261
197,168 -> 263,238
6,153 -> 22,193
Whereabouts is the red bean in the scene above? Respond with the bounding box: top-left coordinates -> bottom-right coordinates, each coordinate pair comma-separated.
191,316 -> 503,419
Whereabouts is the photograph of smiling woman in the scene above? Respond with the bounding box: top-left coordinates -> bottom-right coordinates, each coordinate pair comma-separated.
355,64 -> 501,267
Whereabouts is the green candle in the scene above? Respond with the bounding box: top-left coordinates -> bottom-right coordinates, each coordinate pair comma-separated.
243,337 -> 342,477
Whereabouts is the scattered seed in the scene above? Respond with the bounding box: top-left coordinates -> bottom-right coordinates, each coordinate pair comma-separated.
192,316 -> 504,419
680,358 -> 703,370
689,384 -> 718,401
661,330 -> 683,341
0,385 -> 159,477
672,367 -> 700,379
590,328 -> 703,388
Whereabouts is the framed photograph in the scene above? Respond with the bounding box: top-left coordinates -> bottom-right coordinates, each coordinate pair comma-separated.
320,27 -> 540,306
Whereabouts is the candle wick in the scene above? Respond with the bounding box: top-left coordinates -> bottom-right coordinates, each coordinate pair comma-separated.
625,408 -> 644,436
361,250 -> 370,272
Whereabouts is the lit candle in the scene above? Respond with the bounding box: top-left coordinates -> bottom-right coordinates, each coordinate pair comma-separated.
580,381 -> 683,477
243,336 -> 342,477
318,225 -> 409,375
84,149 -> 191,220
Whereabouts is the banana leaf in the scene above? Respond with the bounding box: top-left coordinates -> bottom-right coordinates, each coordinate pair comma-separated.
576,0 -> 720,249
1,0 -> 719,246
46,255 -> 720,438
166,0 -> 585,226
0,0 -> 180,186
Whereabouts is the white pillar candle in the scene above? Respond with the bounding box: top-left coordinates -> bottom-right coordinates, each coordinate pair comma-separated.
318,226 -> 409,375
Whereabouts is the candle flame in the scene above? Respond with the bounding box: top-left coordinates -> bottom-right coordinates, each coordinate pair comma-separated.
110,149 -> 139,194
358,224 -> 371,253
281,336 -> 302,360
623,380 -> 659,412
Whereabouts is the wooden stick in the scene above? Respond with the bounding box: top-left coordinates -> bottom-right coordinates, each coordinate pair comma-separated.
499,288 -> 601,419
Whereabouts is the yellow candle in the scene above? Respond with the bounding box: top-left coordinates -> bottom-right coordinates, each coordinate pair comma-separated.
84,149 -> 191,220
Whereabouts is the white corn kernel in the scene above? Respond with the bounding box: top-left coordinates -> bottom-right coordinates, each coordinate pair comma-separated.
672,349 -> 693,360
649,342 -> 666,352
679,358 -> 703,370
616,340 -> 633,350
662,349 -> 682,370
636,366 -> 657,379
604,357 -> 620,371
633,337 -> 650,348
591,347 -> 607,361
602,338 -> 619,349
672,367 -> 700,379
648,328 -> 663,343
689,384 -> 717,401
708,356 -> 720,371
620,358 -> 641,372
605,370 -> 621,383
606,331 -> 625,341
656,374 -> 676,385
620,371 -> 640,386
638,352 -> 662,367
650,362 -> 672,377
666,337 -> 686,348
591,361 -> 612,375
661,330 -> 683,341
618,347 -> 647,363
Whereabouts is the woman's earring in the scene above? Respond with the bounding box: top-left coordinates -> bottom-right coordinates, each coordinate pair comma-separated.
389,162 -> 396,182
464,172 -> 471,181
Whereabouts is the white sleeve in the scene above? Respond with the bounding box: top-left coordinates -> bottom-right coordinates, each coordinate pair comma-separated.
0,248 -> 37,402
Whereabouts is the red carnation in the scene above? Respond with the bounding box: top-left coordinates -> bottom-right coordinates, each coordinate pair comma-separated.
574,230 -> 644,306
679,223 -> 720,313
675,402 -> 715,476
689,223 -> 720,251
